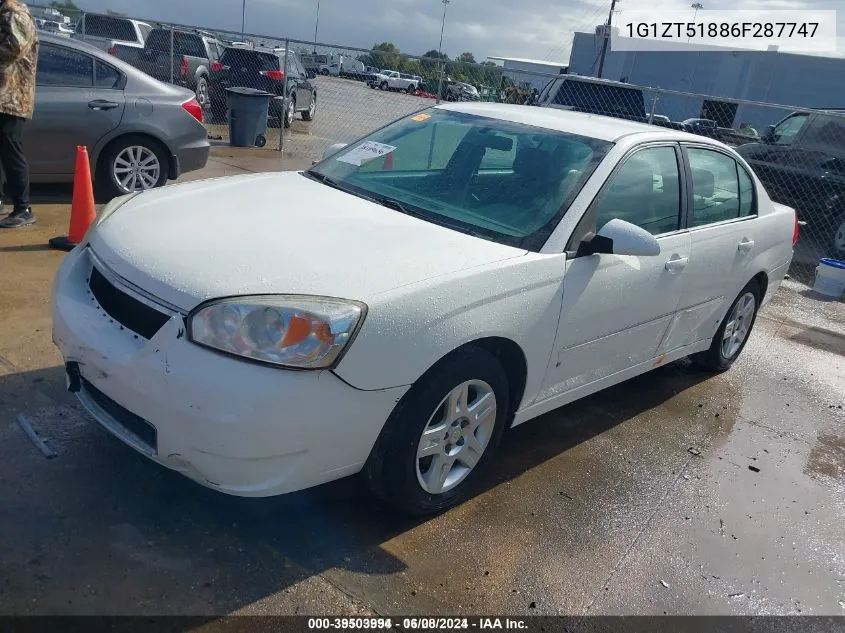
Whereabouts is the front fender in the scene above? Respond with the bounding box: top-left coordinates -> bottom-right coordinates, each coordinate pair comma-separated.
334,253 -> 567,410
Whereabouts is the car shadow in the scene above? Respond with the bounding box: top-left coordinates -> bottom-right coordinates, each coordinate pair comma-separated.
0,358 -> 715,615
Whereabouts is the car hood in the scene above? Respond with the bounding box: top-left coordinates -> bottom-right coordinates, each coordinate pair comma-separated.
89,172 -> 526,311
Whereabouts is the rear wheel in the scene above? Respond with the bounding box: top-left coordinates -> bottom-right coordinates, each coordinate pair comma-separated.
692,280 -> 761,372
98,135 -> 169,200
284,95 -> 295,128
406,84 -> 415,94
195,76 -> 210,110
365,347 -> 509,515
379,81 -> 388,91
301,93 -> 316,121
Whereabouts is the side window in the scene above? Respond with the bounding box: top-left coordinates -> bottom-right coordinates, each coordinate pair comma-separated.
36,44 -> 94,87
688,148 -> 740,226
175,34 -> 205,58
139,24 -> 152,41
738,165 -> 756,217
94,60 -> 122,89
593,146 -> 681,236
799,117 -> 845,151
771,114 -> 808,146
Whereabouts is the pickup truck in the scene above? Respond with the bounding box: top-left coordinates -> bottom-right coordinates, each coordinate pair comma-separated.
113,28 -> 224,112
370,70 -> 420,93
74,13 -> 152,54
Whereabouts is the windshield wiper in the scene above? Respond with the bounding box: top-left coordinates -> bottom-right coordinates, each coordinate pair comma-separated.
367,194 -> 422,219
303,170 -> 347,192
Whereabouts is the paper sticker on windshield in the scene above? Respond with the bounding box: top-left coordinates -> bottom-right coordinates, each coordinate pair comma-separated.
336,141 -> 396,167
411,113 -> 431,122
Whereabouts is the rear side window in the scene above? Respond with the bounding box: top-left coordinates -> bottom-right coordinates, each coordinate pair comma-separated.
37,43 -> 93,87
799,116 -> 845,151
738,166 -> 756,217
94,60 -> 122,89
82,15 -> 135,41
138,24 -> 153,41
688,148 -> 742,226
145,30 -> 171,52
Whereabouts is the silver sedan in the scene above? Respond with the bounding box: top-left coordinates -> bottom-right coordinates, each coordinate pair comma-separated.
26,34 -> 209,198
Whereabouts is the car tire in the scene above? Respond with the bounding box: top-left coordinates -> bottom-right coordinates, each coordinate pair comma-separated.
831,213 -> 845,258
195,76 -> 210,110
283,95 -> 295,128
320,69 -> 329,76
301,93 -> 316,121
364,347 -> 510,516
97,135 -> 169,200
379,81 -> 388,91
692,280 -> 762,372
406,84 -> 415,94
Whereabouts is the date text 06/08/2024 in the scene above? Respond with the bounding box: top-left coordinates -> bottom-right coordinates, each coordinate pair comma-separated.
625,21 -> 819,39
306,617 -> 529,630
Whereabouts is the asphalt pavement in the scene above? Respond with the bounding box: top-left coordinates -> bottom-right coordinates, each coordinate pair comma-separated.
0,143 -> 843,617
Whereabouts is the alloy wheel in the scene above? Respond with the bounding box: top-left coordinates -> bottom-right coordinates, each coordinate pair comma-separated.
113,146 -> 161,193
415,379 -> 497,495
721,292 -> 756,359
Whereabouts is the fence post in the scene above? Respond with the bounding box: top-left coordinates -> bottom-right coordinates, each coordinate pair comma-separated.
648,93 -> 659,124
169,25 -> 175,85
436,59 -> 445,105
280,40 -> 290,153
79,10 -> 85,39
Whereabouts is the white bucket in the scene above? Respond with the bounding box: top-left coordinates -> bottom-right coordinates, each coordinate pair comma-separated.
813,258 -> 845,298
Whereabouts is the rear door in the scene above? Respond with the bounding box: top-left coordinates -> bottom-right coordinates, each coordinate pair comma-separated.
25,43 -> 126,178
664,144 -> 759,351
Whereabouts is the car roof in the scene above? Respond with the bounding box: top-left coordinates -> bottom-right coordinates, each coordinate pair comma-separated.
436,102 -> 716,143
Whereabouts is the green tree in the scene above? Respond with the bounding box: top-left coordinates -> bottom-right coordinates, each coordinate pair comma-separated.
49,0 -> 82,19
422,49 -> 449,61
457,52 -> 476,64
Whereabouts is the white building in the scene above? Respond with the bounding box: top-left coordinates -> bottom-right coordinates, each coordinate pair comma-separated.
487,57 -> 568,91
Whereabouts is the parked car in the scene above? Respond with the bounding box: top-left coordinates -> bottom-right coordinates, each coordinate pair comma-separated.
649,114 -> 686,131
446,82 -> 480,102
210,47 -> 316,128
52,103 -> 796,515
736,110 -> 845,256
371,70 -> 420,93
113,28 -> 224,112
683,118 -> 721,137
39,20 -> 73,36
73,13 -> 152,53
27,35 -> 209,198
319,58 -> 365,78
537,75 -> 647,123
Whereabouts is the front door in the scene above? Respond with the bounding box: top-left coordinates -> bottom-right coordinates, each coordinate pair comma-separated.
26,43 -> 125,178
538,144 -> 691,400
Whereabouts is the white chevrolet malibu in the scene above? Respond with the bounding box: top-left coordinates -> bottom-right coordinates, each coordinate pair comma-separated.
52,103 -> 797,514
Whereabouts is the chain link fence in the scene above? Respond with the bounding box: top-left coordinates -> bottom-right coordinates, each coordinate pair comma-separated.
31,5 -> 845,283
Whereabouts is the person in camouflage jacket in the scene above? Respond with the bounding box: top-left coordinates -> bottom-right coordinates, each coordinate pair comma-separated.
0,0 -> 38,228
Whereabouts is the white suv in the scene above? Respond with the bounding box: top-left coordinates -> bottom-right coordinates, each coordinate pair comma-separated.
374,70 -> 419,93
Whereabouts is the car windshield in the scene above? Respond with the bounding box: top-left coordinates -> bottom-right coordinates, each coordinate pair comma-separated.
308,109 -> 612,250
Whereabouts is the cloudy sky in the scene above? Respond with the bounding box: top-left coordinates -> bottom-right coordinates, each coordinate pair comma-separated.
73,0 -> 843,62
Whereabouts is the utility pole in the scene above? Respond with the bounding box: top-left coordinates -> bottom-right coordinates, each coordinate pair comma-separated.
314,0 -> 322,44
689,3 -> 703,42
241,0 -> 246,33
436,0 -> 450,104
596,0 -> 617,79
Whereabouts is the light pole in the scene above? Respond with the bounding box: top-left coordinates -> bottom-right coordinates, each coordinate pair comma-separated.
689,2 -> 703,42
314,0 -> 321,44
596,0 -> 617,79
436,0 -> 450,103
241,0 -> 246,33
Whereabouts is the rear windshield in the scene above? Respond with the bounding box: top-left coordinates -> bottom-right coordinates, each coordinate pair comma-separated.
82,15 -> 135,41
550,80 -> 645,120
220,49 -> 280,71
146,30 -> 206,57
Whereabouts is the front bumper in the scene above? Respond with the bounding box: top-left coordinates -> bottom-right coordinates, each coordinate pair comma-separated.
52,246 -> 408,497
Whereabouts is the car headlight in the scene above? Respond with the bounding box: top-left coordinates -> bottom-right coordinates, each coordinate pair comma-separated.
188,295 -> 366,369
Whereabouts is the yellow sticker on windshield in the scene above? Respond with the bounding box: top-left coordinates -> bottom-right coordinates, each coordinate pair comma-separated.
411,113 -> 432,122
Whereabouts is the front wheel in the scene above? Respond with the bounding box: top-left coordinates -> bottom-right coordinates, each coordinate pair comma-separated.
379,81 -> 388,91
692,280 -> 761,372
98,135 -> 169,199
365,347 -> 510,515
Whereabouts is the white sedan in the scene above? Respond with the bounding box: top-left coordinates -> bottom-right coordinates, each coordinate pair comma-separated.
52,103 -> 797,515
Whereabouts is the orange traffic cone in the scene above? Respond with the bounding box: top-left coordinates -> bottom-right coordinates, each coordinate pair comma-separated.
49,146 -> 97,252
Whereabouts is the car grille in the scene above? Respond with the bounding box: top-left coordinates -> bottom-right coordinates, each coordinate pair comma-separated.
81,378 -> 158,455
89,266 -> 170,340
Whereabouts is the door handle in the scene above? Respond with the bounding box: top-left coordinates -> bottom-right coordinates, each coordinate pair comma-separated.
88,100 -> 120,111
665,256 -> 689,272
737,238 -> 755,253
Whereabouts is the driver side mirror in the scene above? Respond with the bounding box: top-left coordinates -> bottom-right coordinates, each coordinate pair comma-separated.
762,125 -> 776,142
577,219 -> 661,257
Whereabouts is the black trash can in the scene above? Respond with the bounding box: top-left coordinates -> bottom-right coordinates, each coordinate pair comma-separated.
225,87 -> 274,148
